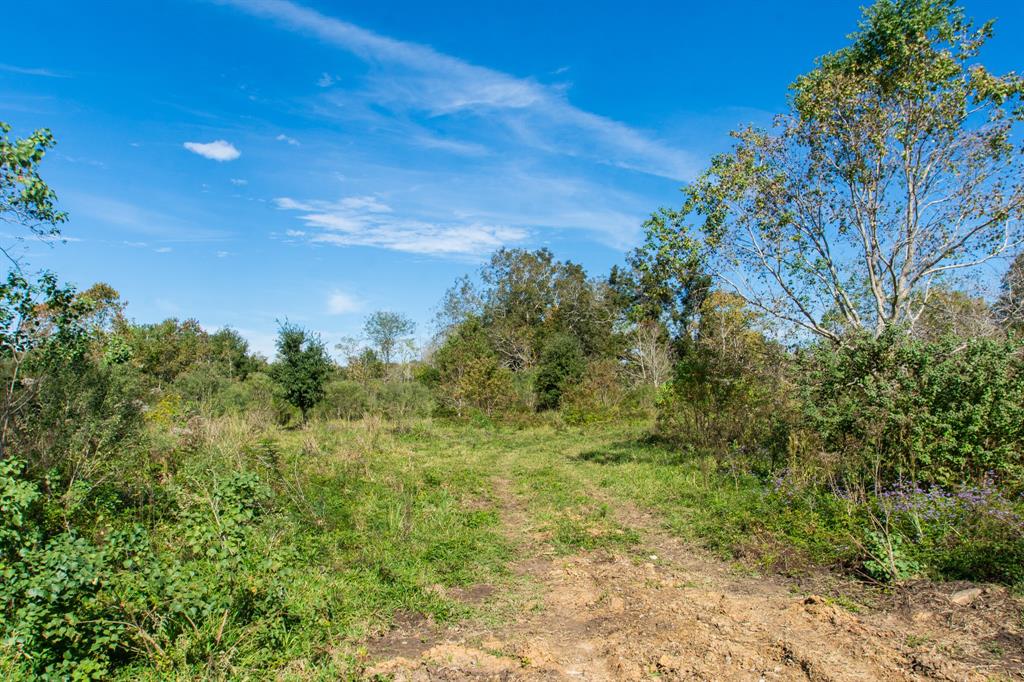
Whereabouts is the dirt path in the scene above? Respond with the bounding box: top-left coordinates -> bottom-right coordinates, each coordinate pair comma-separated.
364,445 -> 1022,681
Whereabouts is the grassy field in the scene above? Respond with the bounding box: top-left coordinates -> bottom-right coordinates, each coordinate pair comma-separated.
123,416 -> 851,679
5,415 -> 1021,679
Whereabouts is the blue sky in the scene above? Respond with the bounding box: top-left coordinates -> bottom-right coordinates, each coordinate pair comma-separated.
3,0 -> 1022,357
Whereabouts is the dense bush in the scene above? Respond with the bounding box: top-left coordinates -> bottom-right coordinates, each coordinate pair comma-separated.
870,477 -> 1024,584
314,379 -> 370,420
375,381 -> 433,421
801,330 -> 1024,488
647,304 -> 1024,585
0,460 -> 294,680
561,358 -> 627,424
654,292 -> 791,471
431,317 -> 522,417
534,333 -> 586,411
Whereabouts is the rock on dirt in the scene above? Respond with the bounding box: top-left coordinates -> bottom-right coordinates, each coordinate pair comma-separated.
948,587 -> 984,607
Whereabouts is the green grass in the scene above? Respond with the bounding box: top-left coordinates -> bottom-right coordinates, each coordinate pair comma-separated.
1,417 -> 948,679
98,419 -> 521,680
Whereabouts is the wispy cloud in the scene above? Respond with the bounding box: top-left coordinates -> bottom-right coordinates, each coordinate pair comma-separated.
275,195 -> 526,257
70,193 -> 230,242
0,63 -> 69,78
326,290 -> 361,314
230,178 -> 248,186
317,72 -> 337,87
275,133 -> 300,146
0,232 -> 82,245
214,0 -> 698,180
412,133 -> 489,157
184,139 -> 241,161
61,155 -> 107,168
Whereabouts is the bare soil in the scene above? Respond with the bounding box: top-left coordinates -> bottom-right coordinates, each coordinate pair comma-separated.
363,473 -> 1023,681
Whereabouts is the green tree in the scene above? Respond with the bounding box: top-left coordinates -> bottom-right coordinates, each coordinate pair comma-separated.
121,318 -> 211,383
1,121 -> 67,266
667,0 -> 1024,342
656,291 -> 787,462
209,327 -> 259,380
611,219 -> 710,344
438,248 -> 622,369
534,333 -> 586,411
75,283 -> 126,332
270,322 -> 332,422
363,311 -> 414,366
431,317 -> 519,417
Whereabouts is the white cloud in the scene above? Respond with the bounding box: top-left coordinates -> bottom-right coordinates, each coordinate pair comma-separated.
0,63 -> 68,78
413,134 -> 488,157
0,232 -> 82,244
317,72 -> 336,87
275,133 -> 300,146
216,0 -> 698,180
62,155 -> 106,168
326,290 -> 361,314
275,194 -> 526,257
230,178 -> 248,186
155,246 -> 173,253
216,250 -> 230,257
338,195 -> 391,213
184,139 -> 241,161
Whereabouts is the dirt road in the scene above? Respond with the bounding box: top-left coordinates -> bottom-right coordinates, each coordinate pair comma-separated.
362,433 -> 1022,681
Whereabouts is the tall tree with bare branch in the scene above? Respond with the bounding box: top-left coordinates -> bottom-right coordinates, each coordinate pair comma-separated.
661,0 -> 1024,342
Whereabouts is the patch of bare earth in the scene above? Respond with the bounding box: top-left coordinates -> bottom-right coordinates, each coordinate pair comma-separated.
363,476 -> 1022,681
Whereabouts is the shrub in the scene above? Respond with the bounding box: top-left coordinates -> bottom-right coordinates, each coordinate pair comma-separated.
432,318 -> 522,417
0,464 -> 293,679
375,381 -> 433,421
174,364 -> 234,413
2,277 -> 148,508
871,477 -> 1024,584
3,530 -> 139,680
314,379 -> 370,420
801,330 -> 1024,487
562,358 -> 625,424
534,333 -> 585,411
654,292 -> 791,471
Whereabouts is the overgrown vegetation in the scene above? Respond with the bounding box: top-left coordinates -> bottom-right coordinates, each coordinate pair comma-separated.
2,0 -> 1023,677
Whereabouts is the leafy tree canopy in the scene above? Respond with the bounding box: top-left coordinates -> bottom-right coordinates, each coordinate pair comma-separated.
656,0 -> 1024,343
270,322 -> 332,421
363,311 -> 415,366
0,121 -> 67,266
